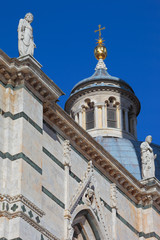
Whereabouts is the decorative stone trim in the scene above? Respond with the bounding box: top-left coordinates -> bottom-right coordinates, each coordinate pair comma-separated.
0,50 -> 64,103
0,151 -> 42,175
69,161 -> 111,240
65,84 -> 140,116
0,211 -> 59,240
0,194 -> 61,239
0,80 -> 42,105
0,108 -> 43,134
0,194 -> 45,217
69,161 -> 93,214
95,59 -> 107,70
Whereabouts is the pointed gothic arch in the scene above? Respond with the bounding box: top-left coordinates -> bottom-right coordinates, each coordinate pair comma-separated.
71,206 -> 105,240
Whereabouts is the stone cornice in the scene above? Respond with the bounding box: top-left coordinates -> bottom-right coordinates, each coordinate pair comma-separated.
65,84 -> 141,116
0,49 -> 64,102
43,103 -> 160,211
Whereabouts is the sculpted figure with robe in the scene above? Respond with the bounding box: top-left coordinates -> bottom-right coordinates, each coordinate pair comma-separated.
140,135 -> 157,180
18,13 -> 36,56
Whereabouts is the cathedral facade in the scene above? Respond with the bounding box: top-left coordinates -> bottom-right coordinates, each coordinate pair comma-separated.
0,20 -> 160,240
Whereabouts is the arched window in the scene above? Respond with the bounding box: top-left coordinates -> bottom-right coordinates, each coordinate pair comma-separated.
122,109 -> 126,130
72,210 -> 103,240
128,106 -> 134,135
84,99 -> 95,130
107,97 -> 117,128
86,108 -> 94,130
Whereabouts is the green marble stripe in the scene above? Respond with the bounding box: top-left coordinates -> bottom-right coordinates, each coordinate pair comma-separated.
0,109 -> 42,134
0,151 -> 42,174
43,147 -> 64,169
42,186 -> 65,209
0,238 -> 22,240
42,147 -> 81,182
139,231 -> 160,239
69,170 -> 81,183
70,145 -> 88,163
12,238 -> 23,240
0,81 -> 42,105
116,212 -> 139,235
100,198 -> 112,212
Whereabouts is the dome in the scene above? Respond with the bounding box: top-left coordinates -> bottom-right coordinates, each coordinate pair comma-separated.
71,67 -> 135,97
94,136 -> 160,181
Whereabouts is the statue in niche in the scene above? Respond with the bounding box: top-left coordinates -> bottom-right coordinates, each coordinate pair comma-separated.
83,185 -> 94,206
140,135 -> 157,180
18,13 -> 36,56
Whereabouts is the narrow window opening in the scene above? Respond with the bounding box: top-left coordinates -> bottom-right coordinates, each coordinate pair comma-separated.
107,108 -> 117,128
86,108 -> 94,130
122,109 -> 126,130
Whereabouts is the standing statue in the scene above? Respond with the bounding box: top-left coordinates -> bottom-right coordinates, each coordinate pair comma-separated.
140,135 -> 157,180
18,13 -> 36,57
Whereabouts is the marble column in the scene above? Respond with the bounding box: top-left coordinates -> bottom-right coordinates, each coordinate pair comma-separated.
75,114 -> 78,123
120,108 -> 123,130
63,140 -> 71,239
79,110 -> 82,127
102,104 -> 106,128
116,106 -> 120,128
110,184 -> 117,240
82,108 -> 86,129
94,105 -> 98,128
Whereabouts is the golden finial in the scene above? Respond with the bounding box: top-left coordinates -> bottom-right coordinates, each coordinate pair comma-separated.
94,25 -> 107,60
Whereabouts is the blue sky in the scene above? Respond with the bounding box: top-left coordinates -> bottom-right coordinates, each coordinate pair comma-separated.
1,0 -> 160,144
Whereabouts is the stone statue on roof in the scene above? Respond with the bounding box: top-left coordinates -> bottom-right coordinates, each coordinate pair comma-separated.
18,13 -> 36,56
140,135 -> 157,180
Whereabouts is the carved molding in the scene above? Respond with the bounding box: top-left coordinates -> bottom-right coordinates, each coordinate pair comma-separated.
0,194 -> 45,217
0,211 -> 59,240
110,183 -> 117,209
63,140 -> 71,167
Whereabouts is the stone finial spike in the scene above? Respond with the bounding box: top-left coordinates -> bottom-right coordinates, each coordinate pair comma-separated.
95,59 -> 107,71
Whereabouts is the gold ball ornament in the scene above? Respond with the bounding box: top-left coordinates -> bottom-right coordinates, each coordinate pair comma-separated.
94,45 -> 107,60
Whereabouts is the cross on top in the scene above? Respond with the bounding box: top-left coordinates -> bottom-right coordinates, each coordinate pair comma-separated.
94,25 -> 105,39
